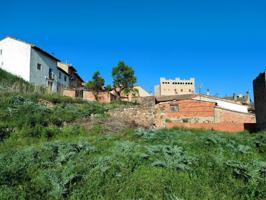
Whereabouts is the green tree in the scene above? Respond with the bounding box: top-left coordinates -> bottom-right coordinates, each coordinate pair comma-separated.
112,61 -> 137,99
85,71 -> 105,100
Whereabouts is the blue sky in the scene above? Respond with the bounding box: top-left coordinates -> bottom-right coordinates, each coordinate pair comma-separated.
1,0 -> 266,96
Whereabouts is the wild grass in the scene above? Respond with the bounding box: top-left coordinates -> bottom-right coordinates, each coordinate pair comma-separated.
1,105 -> 266,200
0,69 -> 266,199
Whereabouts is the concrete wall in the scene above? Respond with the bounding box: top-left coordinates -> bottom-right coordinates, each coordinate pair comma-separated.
0,37 -> 31,81
253,71 -> 266,130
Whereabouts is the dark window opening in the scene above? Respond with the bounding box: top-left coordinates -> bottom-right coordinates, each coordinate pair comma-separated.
170,105 -> 179,112
37,63 -> 42,70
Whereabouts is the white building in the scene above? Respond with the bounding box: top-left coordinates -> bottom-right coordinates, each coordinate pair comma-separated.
134,86 -> 151,97
0,36 -> 69,92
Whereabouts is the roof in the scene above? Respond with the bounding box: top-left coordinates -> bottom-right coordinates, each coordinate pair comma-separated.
57,62 -> 77,74
197,94 -> 246,105
57,67 -> 69,76
74,72 -> 85,83
1,36 -> 60,62
155,94 -> 195,103
155,94 -> 247,105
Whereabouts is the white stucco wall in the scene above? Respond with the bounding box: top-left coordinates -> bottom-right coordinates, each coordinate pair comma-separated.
0,37 -> 31,81
30,48 -> 69,92
193,96 -> 249,113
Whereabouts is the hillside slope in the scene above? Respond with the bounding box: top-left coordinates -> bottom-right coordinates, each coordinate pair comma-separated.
0,69 -> 266,200
0,68 -> 32,92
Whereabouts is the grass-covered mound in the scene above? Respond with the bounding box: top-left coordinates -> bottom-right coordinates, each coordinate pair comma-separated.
0,94 -> 265,199
0,68 -> 34,93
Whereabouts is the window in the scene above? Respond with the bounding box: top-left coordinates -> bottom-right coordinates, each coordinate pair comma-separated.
37,63 -> 42,70
49,68 -> 53,79
183,118 -> 189,123
59,72 -> 62,79
170,105 -> 179,112
181,89 -> 183,92
0,49 -> 2,55
64,75 -> 67,82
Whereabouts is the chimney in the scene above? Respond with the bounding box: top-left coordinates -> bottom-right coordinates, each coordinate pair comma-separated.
206,89 -> 210,96
233,93 -> 237,101
245,91 -> 250,105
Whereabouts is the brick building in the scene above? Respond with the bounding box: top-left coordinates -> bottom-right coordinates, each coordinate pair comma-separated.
63,88 -> 115,103
253,70 -> 266,130
109,94 -> 256,133
156,94 -> 256,132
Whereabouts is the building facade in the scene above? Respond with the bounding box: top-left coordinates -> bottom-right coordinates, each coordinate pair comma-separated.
253,70 -> 266,130
155,77 -> 195,96
0,36 -> 69,92
57,62 -> 84,88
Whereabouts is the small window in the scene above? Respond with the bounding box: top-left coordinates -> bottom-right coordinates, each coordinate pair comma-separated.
181,89 -> 183,92
0,49 -> 2,55
59,72 -> 62,79
37,63 -> 42,70
64,75 -> 67,82
170,105 -> 179,112
183,118 -> 189,123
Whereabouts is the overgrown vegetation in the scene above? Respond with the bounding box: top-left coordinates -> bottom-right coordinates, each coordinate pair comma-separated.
1,99 -> 266,200
0,68 -> 266,199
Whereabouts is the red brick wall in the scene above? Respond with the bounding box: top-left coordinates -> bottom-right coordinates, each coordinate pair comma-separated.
166,122 -> 255,133
161,100 -> 216,118
158,99 -> 256,132
63,89 -> 76,98
83,91 -> 111,103
216,108 -> 256,123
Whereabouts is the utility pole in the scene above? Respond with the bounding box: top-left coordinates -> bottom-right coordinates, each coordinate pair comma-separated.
198,83 -> 203,101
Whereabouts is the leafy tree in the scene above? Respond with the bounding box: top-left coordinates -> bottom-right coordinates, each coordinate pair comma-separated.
112,61 -> 137,99
85,71 -> 105,100
105,85 -> 113,91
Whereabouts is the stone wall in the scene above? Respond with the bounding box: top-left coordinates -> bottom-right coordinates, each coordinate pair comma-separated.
108,97 -> 158,128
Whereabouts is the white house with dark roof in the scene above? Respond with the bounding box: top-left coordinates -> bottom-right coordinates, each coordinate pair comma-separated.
0,36 -> 69,92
